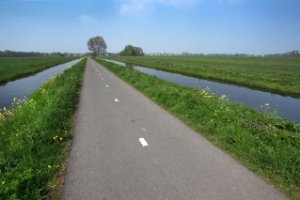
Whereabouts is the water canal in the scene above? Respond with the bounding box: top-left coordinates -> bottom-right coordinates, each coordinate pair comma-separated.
104,59 -> 300,123
0,59 -> 80,109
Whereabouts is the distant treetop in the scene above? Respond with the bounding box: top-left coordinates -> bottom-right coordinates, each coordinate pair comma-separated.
119,45 -> 144,56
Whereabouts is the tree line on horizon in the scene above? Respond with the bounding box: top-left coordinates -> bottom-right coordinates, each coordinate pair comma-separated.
0,50 -> 83,58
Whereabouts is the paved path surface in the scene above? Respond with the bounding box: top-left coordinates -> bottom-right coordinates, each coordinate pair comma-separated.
63,58 -> 287,200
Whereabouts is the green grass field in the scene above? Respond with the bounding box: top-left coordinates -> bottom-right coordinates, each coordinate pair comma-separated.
0,58 -> 86,199
114,56 -> 300,97
0,57 -> 78,83
97,58 -> 300,200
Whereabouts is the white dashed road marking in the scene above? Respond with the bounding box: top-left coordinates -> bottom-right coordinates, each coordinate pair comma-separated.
139,138 -> 149,147
105,85 -> 109,88
141,128 -> 147,131
114,98 -> 119,102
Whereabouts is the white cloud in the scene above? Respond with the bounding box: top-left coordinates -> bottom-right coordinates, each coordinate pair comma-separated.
119,0 -> 151,16
79,14 -> 98,25
119,0 -> 200,16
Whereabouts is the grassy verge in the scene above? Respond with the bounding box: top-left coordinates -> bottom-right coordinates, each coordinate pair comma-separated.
0,57 -> 78,83
113,56 -> 300,97
0,58 -> 86,199
96,58 -> 300,199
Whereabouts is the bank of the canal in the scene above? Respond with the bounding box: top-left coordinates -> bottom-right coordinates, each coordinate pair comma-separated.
103,58 -> 300,124
0,59 -> 80,109
0,58 -> 86,199
96,58 -> 300,199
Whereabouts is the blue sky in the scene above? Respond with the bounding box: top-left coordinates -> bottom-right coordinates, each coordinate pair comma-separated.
0,0 -> 299,54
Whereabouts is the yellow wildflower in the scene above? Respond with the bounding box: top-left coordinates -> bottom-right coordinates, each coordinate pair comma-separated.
48,165 -> 52,169
5,110 -> 13,116
0,113 -> 4,121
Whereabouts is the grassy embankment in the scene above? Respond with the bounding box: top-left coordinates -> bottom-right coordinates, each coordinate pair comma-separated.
114,56 -> 300,97
0,58 -> 86,199
96,58 -> 300,199
0,57 -> 78,83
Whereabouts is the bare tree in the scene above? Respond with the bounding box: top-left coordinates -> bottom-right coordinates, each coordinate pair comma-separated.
87,36 -> 107,56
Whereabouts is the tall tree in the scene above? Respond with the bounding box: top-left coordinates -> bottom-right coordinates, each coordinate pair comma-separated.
87,36 -> 107,56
